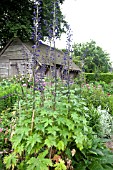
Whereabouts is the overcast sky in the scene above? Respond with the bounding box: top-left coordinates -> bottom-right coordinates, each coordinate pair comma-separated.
55,0 -> 113,64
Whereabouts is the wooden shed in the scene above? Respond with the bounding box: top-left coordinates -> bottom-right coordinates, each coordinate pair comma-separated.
0,37 -> 81,80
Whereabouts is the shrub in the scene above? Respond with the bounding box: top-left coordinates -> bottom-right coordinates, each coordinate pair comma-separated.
85,73 -> 113,84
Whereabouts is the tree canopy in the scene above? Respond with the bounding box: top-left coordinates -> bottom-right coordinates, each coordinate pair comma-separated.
72,40 -> 111,73
0,0 -> 67,48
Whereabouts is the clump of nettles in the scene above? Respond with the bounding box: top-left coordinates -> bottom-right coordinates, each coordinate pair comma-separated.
97,106 -> 113,137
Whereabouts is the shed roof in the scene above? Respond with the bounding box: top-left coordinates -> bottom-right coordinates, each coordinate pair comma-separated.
0,37 -> 81,71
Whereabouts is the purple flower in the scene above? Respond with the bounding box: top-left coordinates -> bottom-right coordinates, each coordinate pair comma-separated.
32,45 -> 36,48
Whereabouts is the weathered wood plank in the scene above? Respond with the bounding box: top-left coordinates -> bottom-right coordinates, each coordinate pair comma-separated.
0,67 -> 9,70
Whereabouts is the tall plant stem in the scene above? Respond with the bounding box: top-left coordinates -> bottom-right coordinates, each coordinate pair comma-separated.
31,0 -> 39,132
53,0 -> 57,110
66,26 -> 72,114
49,40 -> 52,87
67,58 -> 70,113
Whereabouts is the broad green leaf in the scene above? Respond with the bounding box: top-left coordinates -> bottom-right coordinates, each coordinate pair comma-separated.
102,165 -> 113,170
71,113 -> 79,123
100,154 -> 113,164
4,153 -> 17,169
26,134 -> 42,149
59,128 -> 69,139
75,132 -> 86,150
57,141 -> 65,151
15,144 -> 24,156
75,161 -> 87,170
43,119 -> 53,127
89,161 -> 104,170
46,126 -> 59,136
35,124 -> 45,132
38,150 -> 48,159
65,119 -> 74,130
27,156 -> 52,170
11,135 -> 23,149
54,159 -> 66,170
27,157 -> 38,170
15,126 -> 30,136
57,116 -> 66,125
45,135 -> 56,148
80,116 -> 87,125
89,150 -> 98,155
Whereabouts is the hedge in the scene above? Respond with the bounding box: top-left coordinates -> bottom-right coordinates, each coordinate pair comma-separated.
85,73 -> 113,84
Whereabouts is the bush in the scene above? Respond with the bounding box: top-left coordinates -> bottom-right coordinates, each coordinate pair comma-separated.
85,73 -> 113,84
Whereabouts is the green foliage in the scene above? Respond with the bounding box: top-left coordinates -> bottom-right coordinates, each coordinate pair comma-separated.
3,87 -> 94,169
72,40 -> 111,73
80,82 -> 107,108
72,81 -> 113,137
98,80 -> 113,94
27,150 -> 52,170
0,108 -> 13,150
73,138 -> 113,170
4,153 -> 17,170
85,73 -> 98,82
81,82 -> 113,137
85,73 -> 113,84
1,79 -> 113,170
0,0 -> 67,47
107,95 -> 113,116
54,159 -> 66,170
0,79 -> 21,112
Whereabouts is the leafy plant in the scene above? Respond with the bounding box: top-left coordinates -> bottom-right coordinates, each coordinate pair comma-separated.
80,83 -> 108,109
1,81 -> 113,170
3,87 -> 93,169
0,79 -> 21,112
